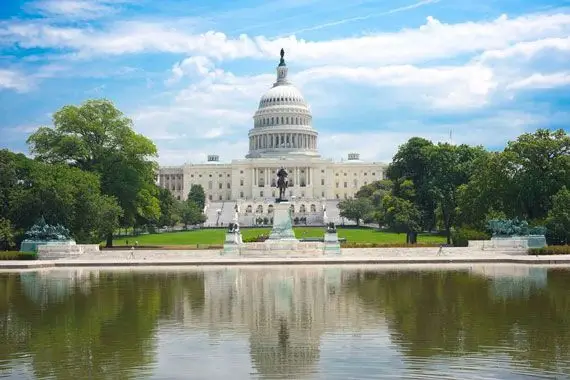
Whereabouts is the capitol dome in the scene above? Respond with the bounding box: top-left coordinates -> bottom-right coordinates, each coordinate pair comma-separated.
246,49 -> 319,158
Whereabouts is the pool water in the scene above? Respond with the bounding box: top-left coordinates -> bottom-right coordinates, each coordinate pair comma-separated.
1,265 -> 569,379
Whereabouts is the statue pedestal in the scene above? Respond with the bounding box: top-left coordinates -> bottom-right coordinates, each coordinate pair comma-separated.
323,231 -> 341,255
268,202 -> 297,241
20,239 -> 76,253
223,231 -> 243,255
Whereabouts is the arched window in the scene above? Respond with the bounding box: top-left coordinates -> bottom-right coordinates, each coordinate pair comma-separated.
310,204 -> 316,212
256,205 -> 263,213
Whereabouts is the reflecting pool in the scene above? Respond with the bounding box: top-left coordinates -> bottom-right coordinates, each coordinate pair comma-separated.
1,265 -> 569,379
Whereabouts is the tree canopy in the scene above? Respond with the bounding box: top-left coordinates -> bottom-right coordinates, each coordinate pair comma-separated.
27,99 -> 159,246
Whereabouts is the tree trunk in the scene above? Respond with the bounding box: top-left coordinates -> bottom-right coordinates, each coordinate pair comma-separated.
105,233 -> 113,248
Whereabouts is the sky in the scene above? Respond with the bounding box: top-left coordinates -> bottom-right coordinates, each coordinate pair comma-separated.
1,0 -> 570,165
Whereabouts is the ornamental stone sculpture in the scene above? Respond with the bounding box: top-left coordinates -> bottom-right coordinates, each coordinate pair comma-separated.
24,216 -> 72,241
487,218 -> 545,237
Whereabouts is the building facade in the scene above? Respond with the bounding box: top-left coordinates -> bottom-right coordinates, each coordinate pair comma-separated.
158,50 -> 387,225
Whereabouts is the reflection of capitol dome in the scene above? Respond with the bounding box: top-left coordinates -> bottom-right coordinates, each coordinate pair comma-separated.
247,49 -> 319,159
249,325 -> 320,379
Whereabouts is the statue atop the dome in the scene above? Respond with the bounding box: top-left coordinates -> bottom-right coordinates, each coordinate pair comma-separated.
279,48 -> 286,66
276,167 -> 288,201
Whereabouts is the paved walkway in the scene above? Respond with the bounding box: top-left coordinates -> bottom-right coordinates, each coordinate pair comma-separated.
2,247 -> 570,269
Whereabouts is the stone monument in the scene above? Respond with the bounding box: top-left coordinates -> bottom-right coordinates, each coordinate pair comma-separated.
223,204 -> 244,255
468,218 -> 547,251
323,222 -> 341,254
268,167 -> 297,241
20,216 -> 77,253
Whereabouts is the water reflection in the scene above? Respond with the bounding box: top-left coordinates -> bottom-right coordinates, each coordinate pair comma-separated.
1,265 -> 569,379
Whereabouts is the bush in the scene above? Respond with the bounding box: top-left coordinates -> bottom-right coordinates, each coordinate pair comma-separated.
529,246 -> 570,255
0,251 -> 37,260
242,235 -> 269,243
340,242 -> 440,248
452,228 -> 491,247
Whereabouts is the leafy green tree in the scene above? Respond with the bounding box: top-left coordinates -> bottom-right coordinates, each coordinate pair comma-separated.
1,150 -> 121,244
546,187 -> 570,245
426,143 -> 487,243
27,99 -> 158,246
387,137 -> 436,230
180,201 -> 206,228
504,129 -> 570,220
187,184 -> 206,211
383,194 -> 421,243
0,218 -> 15,250
338,198 -> 373,226
157,188 -> 180,227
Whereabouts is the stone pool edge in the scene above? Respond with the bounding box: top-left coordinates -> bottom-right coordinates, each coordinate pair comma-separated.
2,254 -> 570,269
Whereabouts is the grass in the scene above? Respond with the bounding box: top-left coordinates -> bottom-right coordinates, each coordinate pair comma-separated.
0,251 -> 37,260
111,227 -> 446,247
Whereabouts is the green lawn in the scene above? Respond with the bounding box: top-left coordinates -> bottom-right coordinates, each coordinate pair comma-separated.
111,227 -> 446,246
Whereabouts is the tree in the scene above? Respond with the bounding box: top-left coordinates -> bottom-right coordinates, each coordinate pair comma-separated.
180,201 -> 206,228
426,143 -> 487,243
383,194 -> 422,243
0,218 -> 14,250
355,180 -> 393,228
187,185 -> 206,211
504,129 -> 570,220
158,188 -> 180,227
387,137 -> 436,230
338,198 -> 373,226
0,150 -> 122,244
546,187 -> 570,245
27,99 -> 158,247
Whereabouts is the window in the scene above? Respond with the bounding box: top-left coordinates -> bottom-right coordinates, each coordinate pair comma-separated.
344,182 -> 347,188
191,174 -> 194,178
344,173 -> 347,176
208,195 -> 212,200
364,172 -> 367,176
227,174 -> 230,177
219,195 -> 222,200
322,191 -> 325,197
209,174 -> 212,177
240,191 -> 244,198
335,173 -> 339,176
321,179 -> 325,186
219,174 -> 222,178
208,181 -> 213,190
336,182 -> 339,188
240,179 -> 244,186
219,183 -> 222,189
240,170 -> 244,174
372,172 -> 376,176
199,174 -> 202,178
321,169 -> 325,173
227,183 -> 231,189
260,191 -> 264,197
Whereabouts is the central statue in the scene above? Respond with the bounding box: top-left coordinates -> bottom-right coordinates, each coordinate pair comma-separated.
276,167 -> 288,201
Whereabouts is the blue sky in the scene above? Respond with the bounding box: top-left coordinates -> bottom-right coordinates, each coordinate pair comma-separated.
1,0 -> 570,165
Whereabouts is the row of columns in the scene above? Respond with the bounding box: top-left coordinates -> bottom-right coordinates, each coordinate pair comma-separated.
251,167 -> 313,189
250,133 -> 317,151
255,115 -> 310,127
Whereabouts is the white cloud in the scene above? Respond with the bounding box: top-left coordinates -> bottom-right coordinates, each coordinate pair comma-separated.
26,0 -> 128,19
0,69 -> 32,92
507,72 -> 570,90
297,64 -> 497,109
3,12 -> 570,66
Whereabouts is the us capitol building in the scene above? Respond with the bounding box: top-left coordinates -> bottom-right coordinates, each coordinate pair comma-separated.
158,50 -> 387,226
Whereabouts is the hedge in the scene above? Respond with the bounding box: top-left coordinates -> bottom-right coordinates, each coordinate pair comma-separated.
528,246 -> 570,255
0,251 -> 37,260
451,228 -> 491,247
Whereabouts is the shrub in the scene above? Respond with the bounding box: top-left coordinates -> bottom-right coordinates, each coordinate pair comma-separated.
242,235 -> 268,243
451,228 -> 491,247
0,251 -> 37,260
529,246 -> 570,255
340,242 -> 440,248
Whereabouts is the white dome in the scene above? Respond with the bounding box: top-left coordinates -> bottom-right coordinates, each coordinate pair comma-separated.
258,85 -> 308,110
246,49 -> 319,159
